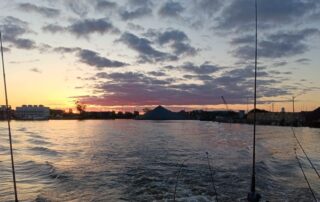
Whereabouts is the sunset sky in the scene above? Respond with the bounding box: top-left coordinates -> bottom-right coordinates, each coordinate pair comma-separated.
0,0 -> 320,112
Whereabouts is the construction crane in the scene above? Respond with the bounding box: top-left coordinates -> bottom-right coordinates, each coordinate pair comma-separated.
292,96 -> 296,113
291,93 -> 303,113
221,96 -> 229,111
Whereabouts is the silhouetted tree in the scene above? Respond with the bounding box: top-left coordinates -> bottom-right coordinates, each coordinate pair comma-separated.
143,108 -> 151,113
76,101 -> 86,114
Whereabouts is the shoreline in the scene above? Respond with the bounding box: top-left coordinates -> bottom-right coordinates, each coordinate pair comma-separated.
1,118 -> 319,128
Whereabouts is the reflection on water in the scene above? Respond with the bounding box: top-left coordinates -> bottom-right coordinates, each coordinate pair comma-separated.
0,120 -> 319,201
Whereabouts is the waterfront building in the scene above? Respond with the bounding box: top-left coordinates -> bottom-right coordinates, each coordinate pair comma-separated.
238,110 -> 245,119
15,105 -> 50,120
246,111 -> 305,126
137,105 -> 186,120
0,105 -> 12,120
304,107 -> 320,127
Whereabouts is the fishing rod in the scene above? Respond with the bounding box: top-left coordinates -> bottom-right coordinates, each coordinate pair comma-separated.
294,148 -> 318,201
0,32 -> 19,202
247,0 -> 261,201
291,128 -> 320,178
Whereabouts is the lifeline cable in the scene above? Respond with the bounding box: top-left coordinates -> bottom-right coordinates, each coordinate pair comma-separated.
173,158 -> 189,202
294,148 -> 318,201
206,152 -> 219,202
0,32 -> 19,202
173,154 -> 220,201
291,127 -> 320,179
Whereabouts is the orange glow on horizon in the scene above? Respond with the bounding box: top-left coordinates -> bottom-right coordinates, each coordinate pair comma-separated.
40,103 -> 319,113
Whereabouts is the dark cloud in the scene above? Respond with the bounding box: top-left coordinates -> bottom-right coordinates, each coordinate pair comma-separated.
171,41 -> 197,56
95,0 -> 117,11
118,32 -> 177,63
232,28 -> 320,59
127,23 -> 145,31
206,66 -> 274,101
30,68 -> 42,73
65,0 -> 89,17
183,74 -> 214,81
144,29 -> 197,57
269,70 -> 292,75
213,66 -> 292,100
157,29 -> 197,56
295,58 -> 311,65
77,49 -> 128,69
272,61 -> 288,67
215,0 -> 320,32
74,73 -> 260,106
9,59 -> 39,64
50,46 -> 128,69
0,16 -> 36,50
18,3 -> 60,18
75,72 -> 205,106
11,38 -> 36,49
194,0 -> 223,17
75,63 -> 300,106
42,24 -> 65,33
120,7 -> 152,20
53,46 -> 81,53
231,45 -> 255,60
158,1 -> 184,17
96,72 -> 171,85
118,0 -> 154,21
187,0 -> 223,29
0,16 -> 29,38
68,18 -> 120,37
38,43 -> 52,53
158,30 -> 188,45
230,35 -> 254,45
258,28 -> 319,58
42,18 -> 120,38
223,65 -> 269,79
179,62 -> 219,74
127,0 -> 154,7
148,71 -> 166,77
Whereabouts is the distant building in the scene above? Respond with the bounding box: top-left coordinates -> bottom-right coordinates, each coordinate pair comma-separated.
15,105 -> 50,120
133,111 -> 139,117
137,105 -> 186,120
304,107 -> 320,127
50,109 -> 65,119
0,105 -> 13,120
81,111 -> 116,119
238,110 -> 245,119
246,110 -> 304,126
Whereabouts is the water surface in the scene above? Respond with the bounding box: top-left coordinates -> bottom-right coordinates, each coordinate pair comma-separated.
0,120 -> 319,201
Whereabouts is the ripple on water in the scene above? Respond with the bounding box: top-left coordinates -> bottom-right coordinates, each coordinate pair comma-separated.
27,138 -> 51,146
28,133 -> 46,139
17,160 -> 72,182
16,127 -> 27,132
28,147 -> 60,157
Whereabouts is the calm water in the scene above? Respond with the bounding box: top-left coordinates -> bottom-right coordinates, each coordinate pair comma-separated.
0,120 -> 319,201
